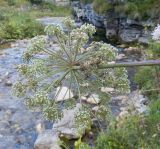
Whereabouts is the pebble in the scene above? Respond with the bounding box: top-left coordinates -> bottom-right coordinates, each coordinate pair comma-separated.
86,94 -> 101,104
5,81 -> 13,86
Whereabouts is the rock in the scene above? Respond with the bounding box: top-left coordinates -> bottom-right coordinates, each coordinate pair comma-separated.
52,103 -> 86,139
4,72 -> 10,78
72,3 -> 105,28
34,130 -> 61,149
92,106 -> 99,112
138,37 -> 149,44
116,54 -> 126,60
36,122 -> 45,134
11,110 -> 36,130
117,44 -> 127,48
81,96 -> 87,101
128,91 -> 148,113
0,136 -> 17,149
55,86 -> 74,102
115,91 -> 148,120
86,94 -> 101,104
5,80 -> 12,86
118,110 -> 129,119
101,87 -> 114,93
106,29 -> 117,39
120,28 -> 141,43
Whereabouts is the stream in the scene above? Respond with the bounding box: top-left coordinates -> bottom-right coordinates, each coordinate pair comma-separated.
0,17 -> 143,149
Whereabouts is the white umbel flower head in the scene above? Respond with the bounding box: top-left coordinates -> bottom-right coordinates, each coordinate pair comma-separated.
152,24 -> 160,41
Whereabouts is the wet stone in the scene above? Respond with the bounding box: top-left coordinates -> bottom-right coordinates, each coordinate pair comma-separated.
0,45 -> 53,148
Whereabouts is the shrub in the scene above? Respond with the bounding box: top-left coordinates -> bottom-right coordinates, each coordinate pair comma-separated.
93,0 -> 112,14
0,12 -> 44,39
135,25 -> 160,100
6,0 -> 30,6
94,110 -> 160,149
93,98 -> 160,149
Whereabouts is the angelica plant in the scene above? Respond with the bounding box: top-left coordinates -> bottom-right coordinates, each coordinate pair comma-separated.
13,17 -> 130,129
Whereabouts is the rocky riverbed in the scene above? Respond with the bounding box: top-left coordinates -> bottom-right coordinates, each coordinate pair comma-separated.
0,41 -> 53,149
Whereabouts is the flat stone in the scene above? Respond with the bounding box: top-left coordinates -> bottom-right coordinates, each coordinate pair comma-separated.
101,87 -> 114,93
55,86 -> 74,102
116,54 -> 126,60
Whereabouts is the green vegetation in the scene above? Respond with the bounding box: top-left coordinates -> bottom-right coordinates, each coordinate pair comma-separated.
77,98 -> 160,149
121,0 -> 160,20
80,0 -> 160,20
94,102 -> 160,149
0,0 -> 71,40
29,2 -> 72,18
93,0 -> 112,15
0,11 -> 44,39
135,40 -> 160,100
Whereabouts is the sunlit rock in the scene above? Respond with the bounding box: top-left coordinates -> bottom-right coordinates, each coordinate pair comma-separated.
52,104 -> 86,139
86,94 -> 101,104
55,86 -> 74,102
34,130 -> 61,149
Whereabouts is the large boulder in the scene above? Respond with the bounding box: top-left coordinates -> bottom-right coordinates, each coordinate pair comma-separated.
119,27 -> 141,43
34,130 -> 61,149
52,103 -> 86,139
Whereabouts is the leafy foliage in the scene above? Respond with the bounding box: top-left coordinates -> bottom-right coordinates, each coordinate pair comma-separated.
0,0 -> 71,40
82,0 -> 160,19
93,98 -> 160,149
93,0 -> 112,14
135,25 -> 160,100
0,12 -> 44,39
14,18 -> 130,127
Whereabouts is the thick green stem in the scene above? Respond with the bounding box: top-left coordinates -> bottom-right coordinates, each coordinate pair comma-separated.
72,60 -> 160,70
99,60 -> 160,69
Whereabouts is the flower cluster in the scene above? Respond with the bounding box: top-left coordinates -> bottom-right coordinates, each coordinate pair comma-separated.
14,18 -> 130,127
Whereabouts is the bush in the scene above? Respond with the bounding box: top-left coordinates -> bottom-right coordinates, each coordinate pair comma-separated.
0,12 -> 44,39
93,98 -> 160,149
134,66 -> 159,100
6,0 -> 30,6
135,40 -> 160,100
93,0 -> 112,14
